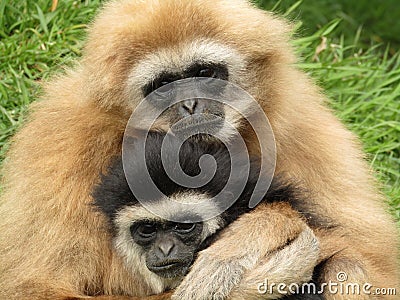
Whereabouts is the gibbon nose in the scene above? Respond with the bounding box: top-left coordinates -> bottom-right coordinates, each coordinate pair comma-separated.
157,240 -> 175,257
180,99 -> 200,115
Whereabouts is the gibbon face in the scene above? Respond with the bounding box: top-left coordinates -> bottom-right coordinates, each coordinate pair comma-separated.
141,63 -> 229,138
129,219 -> 204,279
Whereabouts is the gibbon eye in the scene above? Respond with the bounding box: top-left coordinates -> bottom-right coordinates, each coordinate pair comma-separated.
173,223 -> 196,234
153,81 -> 175,99
137,223 -> 157,238
197,67 -> 216,78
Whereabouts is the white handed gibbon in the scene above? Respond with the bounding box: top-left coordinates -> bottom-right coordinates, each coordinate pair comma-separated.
0,0 -> 398,299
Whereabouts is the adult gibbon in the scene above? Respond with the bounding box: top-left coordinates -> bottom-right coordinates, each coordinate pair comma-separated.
0,0 -> 398,300
92,131 -> 319,298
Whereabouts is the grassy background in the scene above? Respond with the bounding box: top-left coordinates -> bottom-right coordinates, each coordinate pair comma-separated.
0,0 -> 399,220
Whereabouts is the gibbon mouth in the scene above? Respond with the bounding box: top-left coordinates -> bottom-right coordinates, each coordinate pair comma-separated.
150,262 -> 181,270
171,114 -> 223,136
148,262 -> 188,278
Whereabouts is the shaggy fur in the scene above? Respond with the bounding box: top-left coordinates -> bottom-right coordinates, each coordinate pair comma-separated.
0,0 -> 398,299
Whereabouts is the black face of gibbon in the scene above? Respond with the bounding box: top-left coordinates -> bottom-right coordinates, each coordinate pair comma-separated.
130,220 -> 204,278
93,131 -> 299,277
143,63 -> 229,137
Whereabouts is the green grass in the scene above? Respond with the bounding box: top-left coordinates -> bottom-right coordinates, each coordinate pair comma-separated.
0,0 -> 100,156
255,0 -> 400,52
293,25 -> 400,219
0,1 -> 399,219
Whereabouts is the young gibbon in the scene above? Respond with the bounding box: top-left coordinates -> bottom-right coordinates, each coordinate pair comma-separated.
92,131 -> 319,298
0,0 -> 398,299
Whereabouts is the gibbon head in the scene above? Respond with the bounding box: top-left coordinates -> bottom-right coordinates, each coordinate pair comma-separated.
93,159 -> 223,291
80,0 -> 294,142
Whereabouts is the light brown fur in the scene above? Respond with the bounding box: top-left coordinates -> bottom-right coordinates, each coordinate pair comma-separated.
0,0 -> 398,299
